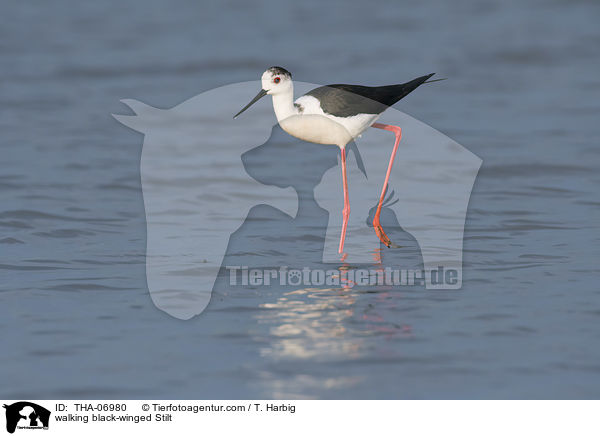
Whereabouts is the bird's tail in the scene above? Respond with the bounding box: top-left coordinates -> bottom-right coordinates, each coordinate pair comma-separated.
388,73 -> 441,104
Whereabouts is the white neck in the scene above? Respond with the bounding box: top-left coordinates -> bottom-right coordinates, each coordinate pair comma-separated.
271,85 -> 297,123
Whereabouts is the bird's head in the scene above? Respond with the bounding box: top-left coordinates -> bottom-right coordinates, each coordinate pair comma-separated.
234,66 -> 293,118
261,66 -> 293,95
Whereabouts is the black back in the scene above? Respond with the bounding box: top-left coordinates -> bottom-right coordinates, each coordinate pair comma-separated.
304,73 -> 435,117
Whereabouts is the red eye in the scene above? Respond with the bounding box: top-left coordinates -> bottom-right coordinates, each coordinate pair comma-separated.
274,77 -> 281,84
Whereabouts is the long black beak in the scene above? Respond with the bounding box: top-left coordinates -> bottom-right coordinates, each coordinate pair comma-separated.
233,89 -> 268,119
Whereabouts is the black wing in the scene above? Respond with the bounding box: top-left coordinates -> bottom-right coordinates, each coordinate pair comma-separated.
304,74 -> 435,117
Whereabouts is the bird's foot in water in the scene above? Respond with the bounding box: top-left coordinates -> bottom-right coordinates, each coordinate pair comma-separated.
373,216 -> 400,248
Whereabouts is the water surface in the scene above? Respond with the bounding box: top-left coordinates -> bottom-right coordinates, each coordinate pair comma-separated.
1,0 -> 599,399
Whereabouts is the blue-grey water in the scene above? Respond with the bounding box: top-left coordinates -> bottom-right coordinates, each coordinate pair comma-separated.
1,0 -> 600,399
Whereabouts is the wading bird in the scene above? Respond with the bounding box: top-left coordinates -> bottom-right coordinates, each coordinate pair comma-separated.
234,66 -> 442,254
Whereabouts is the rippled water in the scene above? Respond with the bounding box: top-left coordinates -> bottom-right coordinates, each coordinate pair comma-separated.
1,0 -> 599,399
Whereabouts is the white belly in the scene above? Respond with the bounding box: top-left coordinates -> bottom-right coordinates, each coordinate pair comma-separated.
279,114 -> 355,147
282,95 -> 379,147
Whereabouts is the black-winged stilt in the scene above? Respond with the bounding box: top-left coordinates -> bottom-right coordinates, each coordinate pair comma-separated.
234,66 -> 442,254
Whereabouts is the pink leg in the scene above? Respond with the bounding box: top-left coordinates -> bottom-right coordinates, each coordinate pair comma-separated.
370,122 -> 402,248
339,147 -> 350,254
